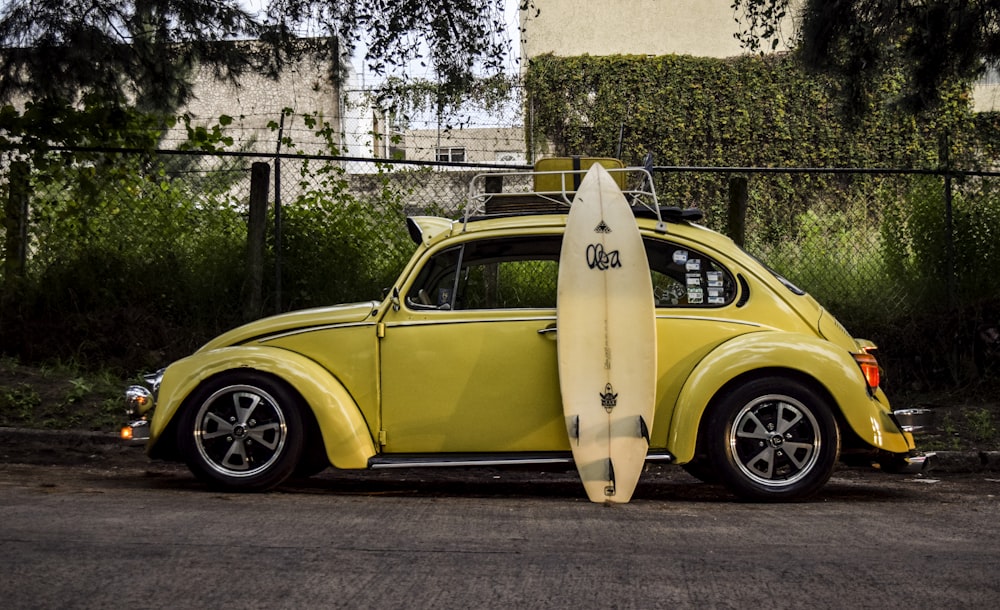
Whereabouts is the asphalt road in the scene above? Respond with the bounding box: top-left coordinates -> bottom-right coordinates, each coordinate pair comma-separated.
1,436 -> 999,609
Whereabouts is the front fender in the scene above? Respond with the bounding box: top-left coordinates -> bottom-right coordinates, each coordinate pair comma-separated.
150,346 -> 377,469
667,332 -> 910,463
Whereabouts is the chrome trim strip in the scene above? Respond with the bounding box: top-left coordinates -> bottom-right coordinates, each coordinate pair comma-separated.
368,451 -> 676,469
257,320 -> 379,343
654,314 -> 763,327
387,313 -> 760,331
386,315 -> 557,329
370,455 -> 574,469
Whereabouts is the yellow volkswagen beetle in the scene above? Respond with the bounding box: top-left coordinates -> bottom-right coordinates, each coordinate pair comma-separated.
124,160 -> 932,501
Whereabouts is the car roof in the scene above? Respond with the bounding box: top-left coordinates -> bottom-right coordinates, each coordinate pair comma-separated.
407,208 -> 724,251
408,160 -> 715,247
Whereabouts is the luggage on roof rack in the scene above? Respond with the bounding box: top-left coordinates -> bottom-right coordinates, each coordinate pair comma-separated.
465,156 -> 687,233
532,157 -> 625,192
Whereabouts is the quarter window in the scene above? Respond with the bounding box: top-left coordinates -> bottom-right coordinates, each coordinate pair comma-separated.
644,239 -> 736,307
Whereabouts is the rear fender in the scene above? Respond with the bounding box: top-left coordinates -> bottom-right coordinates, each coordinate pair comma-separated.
150,346 -> 376,469
667,332 -> 910,463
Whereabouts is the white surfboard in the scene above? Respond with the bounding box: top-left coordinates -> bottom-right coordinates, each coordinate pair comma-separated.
557,163 -> 657,504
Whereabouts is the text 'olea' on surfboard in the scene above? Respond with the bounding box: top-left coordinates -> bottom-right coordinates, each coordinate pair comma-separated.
557,164 -> 658,504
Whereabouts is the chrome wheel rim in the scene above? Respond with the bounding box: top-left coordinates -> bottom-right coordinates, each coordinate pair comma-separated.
729,394 -> 821,487
193,384 -> 288,478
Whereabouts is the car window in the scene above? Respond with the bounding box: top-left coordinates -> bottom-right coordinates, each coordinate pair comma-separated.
407,234 -> 736,311
644,238 -> 736,307
407,236 -> 561,310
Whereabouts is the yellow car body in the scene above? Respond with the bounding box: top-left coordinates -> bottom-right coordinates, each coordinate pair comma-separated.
125,174 -> 930,501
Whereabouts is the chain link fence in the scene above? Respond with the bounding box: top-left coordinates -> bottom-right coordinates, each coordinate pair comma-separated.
3,147 -> 1000,386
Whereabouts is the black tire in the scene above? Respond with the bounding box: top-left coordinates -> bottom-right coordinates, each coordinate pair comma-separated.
705,377 -> 840,501
177,372 -> 305,491
681,458 -> 719,484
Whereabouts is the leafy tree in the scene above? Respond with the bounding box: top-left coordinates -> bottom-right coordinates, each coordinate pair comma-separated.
0,0 -> 275,113
0,0 -> 512,122
732,0 -> 1000,112
266,0 -> 513,99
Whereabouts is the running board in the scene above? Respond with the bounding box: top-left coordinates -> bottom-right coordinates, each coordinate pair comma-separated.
368,451 -> 675,469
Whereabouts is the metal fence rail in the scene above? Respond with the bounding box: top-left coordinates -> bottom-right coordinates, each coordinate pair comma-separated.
2,147 -> 999,386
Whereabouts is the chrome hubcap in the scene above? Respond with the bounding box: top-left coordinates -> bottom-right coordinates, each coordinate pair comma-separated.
729,394 -> 821,487
194,385 -> 287,478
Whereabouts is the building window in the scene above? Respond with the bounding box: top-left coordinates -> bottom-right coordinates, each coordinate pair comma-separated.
436,147 -> 466,163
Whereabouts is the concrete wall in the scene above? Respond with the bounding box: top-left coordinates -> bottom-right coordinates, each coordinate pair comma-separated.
520,0 -> 795,61
173,44 -> 342,155
973,78 -> 1000,113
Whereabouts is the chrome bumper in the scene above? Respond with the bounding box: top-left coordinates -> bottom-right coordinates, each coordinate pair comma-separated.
876,450 -> 938,474
892,407 -> 935,435
121,370 -> 162,445
896,450 -> 937,473
121,419 -> 150,445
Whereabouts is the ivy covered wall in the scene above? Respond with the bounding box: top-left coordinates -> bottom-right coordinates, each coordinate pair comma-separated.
523,53 -> 984,170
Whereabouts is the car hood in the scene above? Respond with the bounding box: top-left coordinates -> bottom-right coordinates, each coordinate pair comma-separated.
197,301 -> 381,352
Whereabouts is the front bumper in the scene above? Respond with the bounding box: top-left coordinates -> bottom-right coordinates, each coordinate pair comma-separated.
120,370 -> 163,445
121,418 -> 150,444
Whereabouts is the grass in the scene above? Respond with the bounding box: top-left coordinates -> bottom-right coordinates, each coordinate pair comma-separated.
0,356 -> 129,433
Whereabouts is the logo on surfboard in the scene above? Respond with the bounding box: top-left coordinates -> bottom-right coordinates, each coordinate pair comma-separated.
586,243 -> 621,270
594,220 -> 612,234
600,383 -> 618,412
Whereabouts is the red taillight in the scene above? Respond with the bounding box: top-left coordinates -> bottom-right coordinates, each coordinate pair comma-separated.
853,352 -> 880,389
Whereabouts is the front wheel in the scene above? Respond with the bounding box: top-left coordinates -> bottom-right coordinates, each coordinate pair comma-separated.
177,372 -> 305,491
705,377 -> 840,501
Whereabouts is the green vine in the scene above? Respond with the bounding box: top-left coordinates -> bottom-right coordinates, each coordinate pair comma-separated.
524,53 -> 981,170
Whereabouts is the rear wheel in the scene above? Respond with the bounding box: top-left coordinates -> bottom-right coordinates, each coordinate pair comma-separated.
681,458 -> 719,484
177,372 -> 305,491
706,377 -> 840,501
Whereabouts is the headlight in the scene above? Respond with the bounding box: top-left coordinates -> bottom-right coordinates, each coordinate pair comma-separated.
125,368 -> 164,416
125,385 -> 154,416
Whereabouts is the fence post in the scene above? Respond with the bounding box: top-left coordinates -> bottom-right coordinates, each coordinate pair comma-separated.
244,162 -> 270,322
3,161 -> 30,291
941,134 -> 955,309
727,176 -> 748,248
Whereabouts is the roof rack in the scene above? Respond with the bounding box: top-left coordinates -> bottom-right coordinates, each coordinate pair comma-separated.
463,159 -> 671,233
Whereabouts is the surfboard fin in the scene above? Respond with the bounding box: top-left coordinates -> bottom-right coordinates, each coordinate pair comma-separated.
604,458 -> 616,497
638,415 -> 650,444
568,415 -> 580,441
